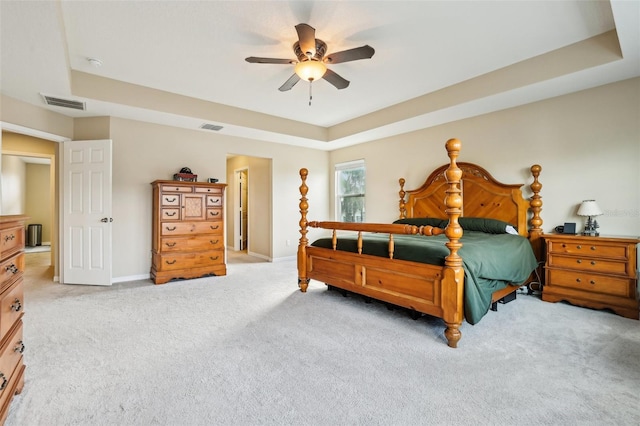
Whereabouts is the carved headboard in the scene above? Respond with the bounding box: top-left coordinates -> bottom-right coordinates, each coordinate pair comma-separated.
399,162 -> 541,239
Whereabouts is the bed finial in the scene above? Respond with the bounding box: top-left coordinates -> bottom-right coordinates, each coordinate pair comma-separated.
399,178 -> 407,219
529,164 -> 543,260
298,168 -> 310,292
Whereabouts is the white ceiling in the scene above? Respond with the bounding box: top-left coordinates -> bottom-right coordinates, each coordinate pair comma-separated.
1,1 -> 639,150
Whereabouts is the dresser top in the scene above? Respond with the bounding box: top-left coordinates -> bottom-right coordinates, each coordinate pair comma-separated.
544,233 -> 640,244
0,215 -> 29,225
151,180 -> 227,188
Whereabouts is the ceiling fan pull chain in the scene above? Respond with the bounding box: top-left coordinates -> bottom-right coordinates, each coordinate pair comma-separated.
309,81 -> 313,106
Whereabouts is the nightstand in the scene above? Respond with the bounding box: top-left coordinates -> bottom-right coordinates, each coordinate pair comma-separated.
543,234 -> 639,319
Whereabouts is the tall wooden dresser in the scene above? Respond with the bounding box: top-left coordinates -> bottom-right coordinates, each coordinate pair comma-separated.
0,215 -> 27,423
151,180 -> 227,284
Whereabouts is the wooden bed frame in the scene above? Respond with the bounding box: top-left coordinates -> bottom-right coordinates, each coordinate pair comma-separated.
297,138 -> 543,348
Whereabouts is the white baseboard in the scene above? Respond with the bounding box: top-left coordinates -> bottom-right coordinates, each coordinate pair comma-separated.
112,273 -> 150,283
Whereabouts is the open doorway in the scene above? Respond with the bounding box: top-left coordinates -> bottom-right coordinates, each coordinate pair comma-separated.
236,168 -> 249,251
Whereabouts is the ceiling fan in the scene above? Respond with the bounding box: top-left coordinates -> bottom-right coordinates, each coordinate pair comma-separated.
245,23 -> 375,98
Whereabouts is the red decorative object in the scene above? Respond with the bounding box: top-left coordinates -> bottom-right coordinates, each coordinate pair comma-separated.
173,173 -> 197,182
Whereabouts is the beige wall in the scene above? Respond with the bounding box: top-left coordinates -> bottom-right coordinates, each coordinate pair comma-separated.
1,154 -> 26,214
331,77 -> 640,237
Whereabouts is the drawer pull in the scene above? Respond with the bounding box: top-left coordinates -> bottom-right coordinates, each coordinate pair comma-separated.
210,225 -> 219,230
590,280 -> 596,285
4,234 -> 15,242
0,373 -> 7,391
576,259 -> 582,264
165,211 -> 177,217
590,246 -> 596,251
209,211 -> 220,216
14,341 -> 25,354
165,197 -> 177,203
210,256 -> 219,261
210,240 -> 219,245
11,299 -> 22,312
590,261 -> 596,266
165,226 -> 177,231
576,245 -> 582,249
576,278 -> 581,283
5,264 -> 19,274
165,242 -> 177,247
166,260 -> 177,265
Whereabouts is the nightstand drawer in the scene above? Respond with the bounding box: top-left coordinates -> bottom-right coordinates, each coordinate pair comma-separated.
547,240 -> 629,260
547,269 -> 632,297
547,254 -> 631,276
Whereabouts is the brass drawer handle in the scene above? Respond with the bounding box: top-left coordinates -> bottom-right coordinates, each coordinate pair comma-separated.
5,264 -> 19,274
210,225 -> 219,230
165,226 -> 177,231
590,280 -> 596,285
590,261 -> 596,266
165,211 -> 177,217
0,373 -> 7,391
4,234 -> 15,242
209,211 -> 220,216
165,242 -> 177,247
14,341 -> 24,354
576,278 -> 581,283
210,256 -> 219,261
210,240 -> 219,245
577,259 -> 582,264
165,197 -> 177,203
576,245 -> 582,249
165,259 -> 177,265
590,246 -> 596,251
10,299 -> 22,312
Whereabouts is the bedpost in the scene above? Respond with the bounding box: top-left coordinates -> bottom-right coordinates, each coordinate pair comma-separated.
298,168 -> 310,292
399,178 -> 407,219
529,164 -> 543,260
442,138 -> 465,348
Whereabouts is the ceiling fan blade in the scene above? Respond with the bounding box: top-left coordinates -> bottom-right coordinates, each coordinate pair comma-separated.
323,45 -> 375,64
278,74 -> 301,92
322,68 -> 350,90
245,57 -> 295,64
295,23 -> 316,57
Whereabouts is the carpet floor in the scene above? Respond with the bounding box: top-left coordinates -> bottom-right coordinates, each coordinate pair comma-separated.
6,253 -> 640,425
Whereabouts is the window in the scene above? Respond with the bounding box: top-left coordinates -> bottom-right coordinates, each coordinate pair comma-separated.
336,160 -> 365,222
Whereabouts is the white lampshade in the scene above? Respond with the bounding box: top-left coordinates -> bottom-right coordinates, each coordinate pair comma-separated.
577,200 -> 603,217
294,60 -> 327,82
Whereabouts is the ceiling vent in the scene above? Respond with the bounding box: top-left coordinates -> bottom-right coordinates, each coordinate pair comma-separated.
41,94 -> 86,110
200,123 -> 223,131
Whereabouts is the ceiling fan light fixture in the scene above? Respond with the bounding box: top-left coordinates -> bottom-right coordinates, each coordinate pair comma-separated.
294,60 -> 327,82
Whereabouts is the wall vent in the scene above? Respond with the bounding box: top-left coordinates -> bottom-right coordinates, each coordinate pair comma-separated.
200,123 -> 223,131
41,94 -> 86,110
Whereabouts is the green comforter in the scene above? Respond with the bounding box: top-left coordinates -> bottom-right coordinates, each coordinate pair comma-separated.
311,231 -> 538,324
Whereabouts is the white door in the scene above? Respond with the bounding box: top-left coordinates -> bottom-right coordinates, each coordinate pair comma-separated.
62,139 -> 112,285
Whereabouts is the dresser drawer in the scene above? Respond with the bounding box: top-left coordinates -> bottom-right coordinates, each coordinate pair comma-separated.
161,194 -> 181,206
0,321 -> 23,414
160,235 -> 224,252
206,208 -> 223,220
547,269 -> 632,298
547,240 -> 630,260
161,208 -> 180,220
0,253 -> 24,291
547,254 -> 631,276
155,251 -> 224,271
160,221 -> 223,236
0,279 -> 24,339
161,185 -> 192,193
196,187 -> 222,195
0,226 -> 24,260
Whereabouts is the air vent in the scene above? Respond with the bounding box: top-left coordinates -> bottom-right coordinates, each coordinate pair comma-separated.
41,94 -> 86,110
200,123 -> 223,131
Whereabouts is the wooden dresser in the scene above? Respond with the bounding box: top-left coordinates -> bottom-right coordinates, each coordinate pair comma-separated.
0,215 -> 27,423
151,180 -> 227,284
543,234 -> 639,319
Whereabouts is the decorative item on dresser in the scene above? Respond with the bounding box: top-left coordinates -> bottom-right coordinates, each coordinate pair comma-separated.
151,181 -> 227,285
543,234 -> 639,319
0,215 -> 27,423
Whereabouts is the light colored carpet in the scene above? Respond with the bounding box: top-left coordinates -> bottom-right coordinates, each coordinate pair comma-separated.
7,254 -> 640,425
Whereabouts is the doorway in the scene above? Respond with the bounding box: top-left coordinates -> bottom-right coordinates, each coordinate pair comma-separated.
235,168 -> 249,251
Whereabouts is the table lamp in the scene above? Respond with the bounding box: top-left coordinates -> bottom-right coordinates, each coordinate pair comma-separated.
577,200 -> 602,236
